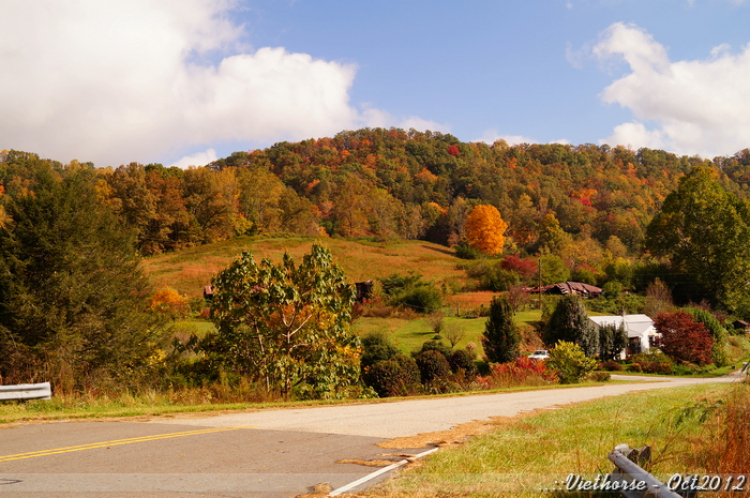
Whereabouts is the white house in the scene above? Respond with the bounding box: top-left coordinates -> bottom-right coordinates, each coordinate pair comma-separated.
589,314 -> 659,359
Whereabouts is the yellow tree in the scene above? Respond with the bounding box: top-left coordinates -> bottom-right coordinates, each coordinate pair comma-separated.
465,204 -> 508,256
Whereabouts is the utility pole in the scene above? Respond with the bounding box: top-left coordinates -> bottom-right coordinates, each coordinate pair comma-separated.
538,256 -> 543,310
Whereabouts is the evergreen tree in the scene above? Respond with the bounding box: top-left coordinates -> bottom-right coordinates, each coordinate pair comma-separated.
0,157 -> 161,390
543,294 -> 599,357
482,296 -> 520,363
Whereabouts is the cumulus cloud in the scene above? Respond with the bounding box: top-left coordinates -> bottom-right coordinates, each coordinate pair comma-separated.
0,1 -> 423,167
593,22 -> 750,157
172,148 -> 218,169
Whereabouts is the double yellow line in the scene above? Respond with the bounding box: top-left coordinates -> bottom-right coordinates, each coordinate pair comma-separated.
0,425 -> 255,463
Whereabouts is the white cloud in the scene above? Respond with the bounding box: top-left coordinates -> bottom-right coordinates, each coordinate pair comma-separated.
0,1 -> 433,167
473,130 -> 536,146
172,148 -> 218,169
360,105 -> 450,133
593,22 -> 750,157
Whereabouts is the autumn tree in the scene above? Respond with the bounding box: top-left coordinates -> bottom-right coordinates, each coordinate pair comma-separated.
654,311 -> 714,365
207,244 -> 362,399
482,296 -> 520,363
464,204 -> 508,256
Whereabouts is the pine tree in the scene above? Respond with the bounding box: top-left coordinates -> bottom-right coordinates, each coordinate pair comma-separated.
482,296 -> 520,363
0,155 -> 161,390
543,294 -> 598,357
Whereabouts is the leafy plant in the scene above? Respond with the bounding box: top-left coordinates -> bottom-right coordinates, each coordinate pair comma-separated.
547,341 -> 597,384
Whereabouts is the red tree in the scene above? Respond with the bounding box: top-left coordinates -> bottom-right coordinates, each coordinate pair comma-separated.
447,145 -> 460,157
654,311 -> 713,365
500,255 -> 538,279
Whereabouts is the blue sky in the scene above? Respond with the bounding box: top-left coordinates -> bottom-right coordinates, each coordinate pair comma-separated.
1,0 -> 749,168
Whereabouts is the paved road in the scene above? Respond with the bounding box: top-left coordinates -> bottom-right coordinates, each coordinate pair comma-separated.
0,375 -> 742,497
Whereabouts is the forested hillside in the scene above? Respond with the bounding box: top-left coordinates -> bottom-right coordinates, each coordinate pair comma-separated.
6,129 -> 749,260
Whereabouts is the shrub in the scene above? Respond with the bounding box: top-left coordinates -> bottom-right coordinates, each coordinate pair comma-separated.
589,371 -> 611,382
360,332 -> 400,369
654,311 -> 714,365
686,307 -> 729,367
414,338 -> 453,359
600,360 -> 623,371
482,356 -> 557,388
415,350 -> 451,383
547,341 -> 597,384
627,363 -> 643,373
454,241 -> 483,260
393,285 -> 442,314
362,354 -> 420,397
448,349 -> 478,379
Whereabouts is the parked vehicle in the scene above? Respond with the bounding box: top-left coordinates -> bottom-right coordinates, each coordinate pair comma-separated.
528,349 -> 550,360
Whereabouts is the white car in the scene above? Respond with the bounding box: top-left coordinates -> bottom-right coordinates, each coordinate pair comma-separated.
528,349 -> 550,360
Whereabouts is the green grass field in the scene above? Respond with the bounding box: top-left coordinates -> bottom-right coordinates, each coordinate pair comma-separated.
353,309 -> 544,357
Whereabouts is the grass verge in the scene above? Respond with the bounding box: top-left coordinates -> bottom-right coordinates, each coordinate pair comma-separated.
0,379 -> 624,426
370,382 -> 745,498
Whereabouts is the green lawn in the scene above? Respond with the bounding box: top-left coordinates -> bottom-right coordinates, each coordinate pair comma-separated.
353,309 -> 543,357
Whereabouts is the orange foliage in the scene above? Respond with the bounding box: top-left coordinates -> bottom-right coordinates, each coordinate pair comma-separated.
464,204 -> 508,256
149,287 -> 189,317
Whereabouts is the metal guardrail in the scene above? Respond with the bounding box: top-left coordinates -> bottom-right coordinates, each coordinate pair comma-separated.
0,382 -> 52,401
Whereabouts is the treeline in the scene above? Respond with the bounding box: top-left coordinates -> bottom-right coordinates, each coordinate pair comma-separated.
5,129 -> 750,260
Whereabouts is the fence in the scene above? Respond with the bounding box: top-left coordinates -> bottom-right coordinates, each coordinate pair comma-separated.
0,382 -> 52,401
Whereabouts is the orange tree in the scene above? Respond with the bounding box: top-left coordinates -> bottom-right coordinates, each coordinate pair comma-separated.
206,243 -> 362,399
464,204 -> 508,256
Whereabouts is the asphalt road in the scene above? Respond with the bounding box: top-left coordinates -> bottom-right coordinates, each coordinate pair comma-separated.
0,374 -> 742,497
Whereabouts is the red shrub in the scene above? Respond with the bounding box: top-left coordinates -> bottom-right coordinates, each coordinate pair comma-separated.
479,356 -> 558,388
654,311 -> 714,365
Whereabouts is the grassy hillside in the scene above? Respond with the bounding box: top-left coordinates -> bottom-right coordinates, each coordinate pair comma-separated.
142,236 -> 469,298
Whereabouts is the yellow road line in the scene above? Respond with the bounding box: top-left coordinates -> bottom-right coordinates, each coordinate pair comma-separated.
0,426 -> 255,463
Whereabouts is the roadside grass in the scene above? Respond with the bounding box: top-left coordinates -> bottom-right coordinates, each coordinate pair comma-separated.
374,383 -> 742,498
0,378 -> 625,426
143,236 -> 468,298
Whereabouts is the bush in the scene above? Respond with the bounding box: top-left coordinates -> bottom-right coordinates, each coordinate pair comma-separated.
627,363 -> 643,373
415,349 -> 451,383
360,332 -> 400,369
589,371 -> 611,382
414,338 -> 453,359
392,285 -> 443,314
547,341 -> 597,384
454,241 -> 483,260
600,360 -> 623,371
362,354 -> 420,397
481,356 -> 558,388
448,349 -> 478,379
654,311 -> 714,365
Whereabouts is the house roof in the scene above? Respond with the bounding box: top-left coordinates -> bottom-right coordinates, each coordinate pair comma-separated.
527,281 -> 603,296
589,314 -> 656,339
